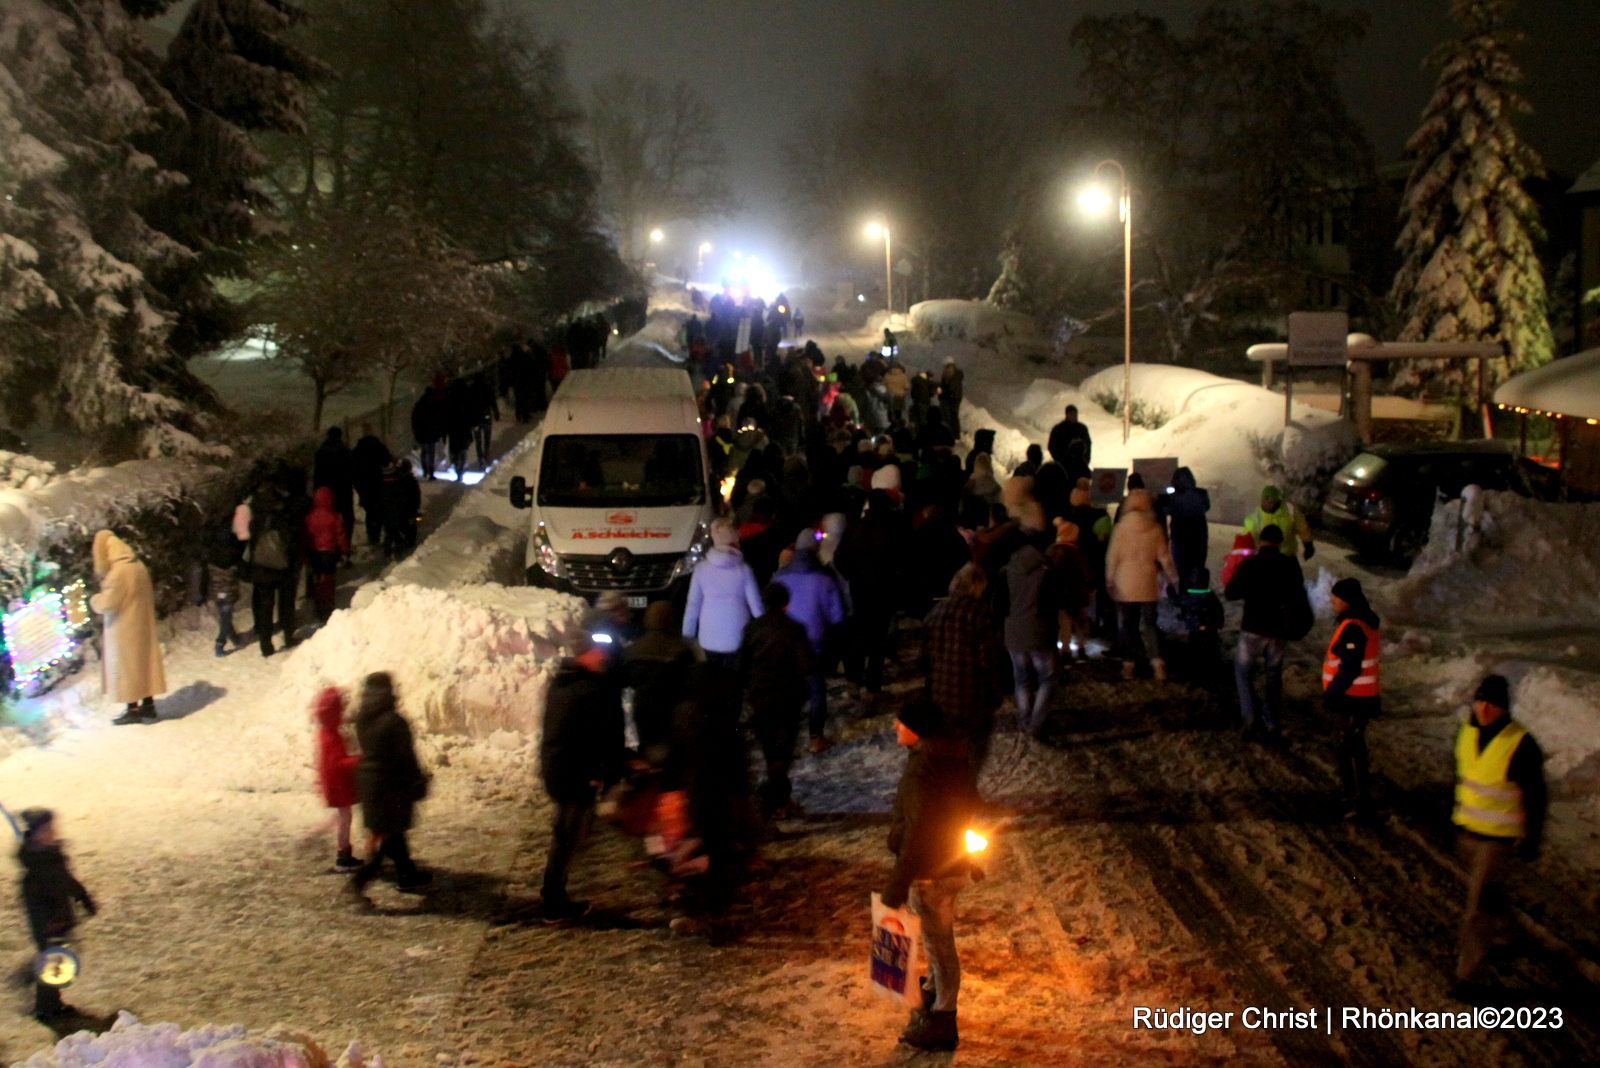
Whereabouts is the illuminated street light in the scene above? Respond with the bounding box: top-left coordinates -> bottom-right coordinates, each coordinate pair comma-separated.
1077,161 -> 1133,443
649,228 -> 665,244
865,222 -> 892,316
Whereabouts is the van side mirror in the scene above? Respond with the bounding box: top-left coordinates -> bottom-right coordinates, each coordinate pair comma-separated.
509,475 -> 530,509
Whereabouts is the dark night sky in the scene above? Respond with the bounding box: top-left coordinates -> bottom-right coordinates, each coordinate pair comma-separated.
518,0 -> 1599,274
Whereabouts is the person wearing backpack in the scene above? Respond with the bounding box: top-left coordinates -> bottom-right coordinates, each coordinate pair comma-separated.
244,475 -> 300,657
1223,524 -> 1311,741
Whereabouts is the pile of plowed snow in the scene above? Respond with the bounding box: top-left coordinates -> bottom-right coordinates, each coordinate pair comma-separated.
960,363 -> 1357,524
1388,487 -> 1600,627
14,1013 -> 334,1068
284,583 -> 586,740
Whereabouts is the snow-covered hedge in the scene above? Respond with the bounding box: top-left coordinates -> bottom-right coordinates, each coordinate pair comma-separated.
14,1012 -> 334,1068
0,450 -> 57,490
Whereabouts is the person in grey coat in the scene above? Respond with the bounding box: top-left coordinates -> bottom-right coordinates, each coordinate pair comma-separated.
999,532 -> 1057,735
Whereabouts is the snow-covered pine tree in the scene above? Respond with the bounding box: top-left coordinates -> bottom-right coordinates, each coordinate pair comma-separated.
0,0 -> 225,459
147,0 -> 321,359
1391,0 -> 1553,397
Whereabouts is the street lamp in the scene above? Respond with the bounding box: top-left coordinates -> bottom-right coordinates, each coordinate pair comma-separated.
1077,160 -> 1133,443
865,222 -> 892,317
649,228 -> 665,244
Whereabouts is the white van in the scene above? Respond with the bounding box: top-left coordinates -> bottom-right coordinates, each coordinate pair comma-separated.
509,367 -> 713,604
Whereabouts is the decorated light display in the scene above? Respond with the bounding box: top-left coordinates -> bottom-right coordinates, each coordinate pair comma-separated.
2,577 -> 91,696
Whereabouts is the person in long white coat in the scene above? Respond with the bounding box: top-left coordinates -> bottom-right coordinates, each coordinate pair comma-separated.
90,530 -> 166,725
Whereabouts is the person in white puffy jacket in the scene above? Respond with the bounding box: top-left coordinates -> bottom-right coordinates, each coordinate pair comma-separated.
682,519 -> 763,669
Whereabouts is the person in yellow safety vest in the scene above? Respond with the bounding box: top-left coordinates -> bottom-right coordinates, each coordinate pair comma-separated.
1324,578 -> 1381,819
1242,485 -> 1315,561
1450,674 -> 1547,999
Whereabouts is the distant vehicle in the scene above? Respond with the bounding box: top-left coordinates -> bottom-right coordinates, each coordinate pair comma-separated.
1321,440 -> 1536,563
508,367 -> 712,606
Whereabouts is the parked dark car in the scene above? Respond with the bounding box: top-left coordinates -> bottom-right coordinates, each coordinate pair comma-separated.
1321,441 -> 1536,562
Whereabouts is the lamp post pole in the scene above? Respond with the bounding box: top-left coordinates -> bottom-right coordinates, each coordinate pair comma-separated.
883,226 -> 893,318
1090,159 -> 1133,445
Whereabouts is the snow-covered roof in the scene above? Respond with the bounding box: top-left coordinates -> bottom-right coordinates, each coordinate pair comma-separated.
1571,160 -> 1600,196
1493,348 -> 1600,419
553,367 -> 695,401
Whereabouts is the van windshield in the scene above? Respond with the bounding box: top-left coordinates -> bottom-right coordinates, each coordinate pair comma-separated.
538,434 -> 706,508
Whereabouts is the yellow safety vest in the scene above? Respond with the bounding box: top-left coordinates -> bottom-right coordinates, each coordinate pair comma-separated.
1453,720 -> 1527,838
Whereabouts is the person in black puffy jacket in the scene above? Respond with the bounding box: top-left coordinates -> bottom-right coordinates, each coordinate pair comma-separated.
17,809 -> 96,1024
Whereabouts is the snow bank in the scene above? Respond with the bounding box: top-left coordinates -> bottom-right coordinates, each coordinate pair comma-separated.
0,459 -> 225,554
0,451 -> 56,491
956,364 -> 1358,523
1389,488 -> 1600,626
1421,655 -> 1600,794
283,583 -> 586,740
909,299 -> 1047,352
14,1012 -> 327,1068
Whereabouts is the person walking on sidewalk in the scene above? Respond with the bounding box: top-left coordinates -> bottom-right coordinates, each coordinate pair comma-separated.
90,530 -> 167,724
16,808 -> 96,1027
539,612 -> 625,922
1450,674 -> 1546,999
350,673 -> 432,894
1224,524 -> 1311,740
1324,578 -> 1381,818
305,486 -> 350,625
772,541 -> 845,752
881,699 -> 981,1053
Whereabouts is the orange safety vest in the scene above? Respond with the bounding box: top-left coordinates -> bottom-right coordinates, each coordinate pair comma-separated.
1322,618 -> 1380,697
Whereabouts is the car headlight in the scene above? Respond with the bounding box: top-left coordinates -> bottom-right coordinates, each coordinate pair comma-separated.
533,522 -> 565,578
671,522 -> 712,582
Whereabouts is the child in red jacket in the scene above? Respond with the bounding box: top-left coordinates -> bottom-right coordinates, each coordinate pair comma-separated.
313,687 -> 361,869
305,487 -> 350,624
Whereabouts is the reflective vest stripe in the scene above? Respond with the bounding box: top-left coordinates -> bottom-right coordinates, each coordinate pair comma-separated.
1453,721 -> 1527,837
1323,619 -> 1380,697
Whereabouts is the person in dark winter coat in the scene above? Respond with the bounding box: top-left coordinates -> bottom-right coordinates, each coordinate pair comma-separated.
938,359 -> 964,436
244,476 -> 300,657
207,528 -> 242,657
445,377 -> 475,479
1046,405 -> 1093,482
835,490 -> 907,698
999,533 -> 1057,735
411,377 -> 449,480
16,809 -> 96,1024
907,504 -> 971,619
882,699 -> 980,1053
772,544 -> 845,750
313,427 -> 356,541
1224,524 -> 1310,738
539,617 -> 625,920
740,584 -> 814,817
304,486 -> 349,624
666,659 -> 753,923
350,427 -> 391,546
351,673 -> 431,893
923,564 -> 1006,774
1324,578 -> 1381,817
1046,519 -> 1096,660
1160,466 -> 1211,591
618,601 -> 696,755
381,459 -> 421,557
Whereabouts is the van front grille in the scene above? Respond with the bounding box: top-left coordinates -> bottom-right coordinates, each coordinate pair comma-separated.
561,553 -> 679,591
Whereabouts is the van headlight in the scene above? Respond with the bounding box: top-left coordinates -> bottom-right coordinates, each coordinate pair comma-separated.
533,522 -> 565,578
671,522 -> 712,582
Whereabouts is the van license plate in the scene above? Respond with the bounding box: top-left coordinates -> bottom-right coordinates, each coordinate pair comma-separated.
627,596 -> 648,609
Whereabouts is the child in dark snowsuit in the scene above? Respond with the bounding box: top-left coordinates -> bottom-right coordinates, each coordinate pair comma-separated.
314,687 -> 362,869
16,808 -> 96,1024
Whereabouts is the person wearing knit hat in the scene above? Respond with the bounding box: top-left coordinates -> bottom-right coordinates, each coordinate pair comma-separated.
1450,674 -> 1547,997
1243,484 -> 1315,561
16,808 -> 97,1025
882,697 -> 979,1051
1324,578 -> 1381,818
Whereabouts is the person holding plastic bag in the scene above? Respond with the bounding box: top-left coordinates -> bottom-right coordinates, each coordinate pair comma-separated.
880,698 -> 981,1052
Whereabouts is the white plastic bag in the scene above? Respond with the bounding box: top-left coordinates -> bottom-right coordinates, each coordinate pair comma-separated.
869,892 -> 922,1006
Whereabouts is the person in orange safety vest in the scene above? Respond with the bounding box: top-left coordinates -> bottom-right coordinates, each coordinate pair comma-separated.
1324,578 -> 1381,818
